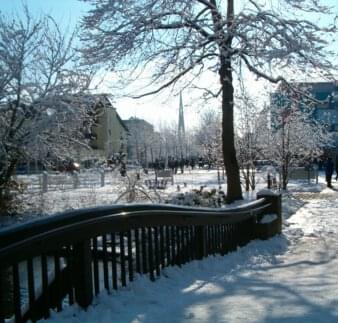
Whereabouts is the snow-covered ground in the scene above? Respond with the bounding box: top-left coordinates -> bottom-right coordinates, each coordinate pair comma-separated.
2,169 -> 269,226
19,172 -> 335,323
12,168 -> 322,218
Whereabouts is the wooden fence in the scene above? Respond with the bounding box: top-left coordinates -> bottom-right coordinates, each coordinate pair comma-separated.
0,192 -> 281,323
288,167 -> 318,183
15,170 -> 120,193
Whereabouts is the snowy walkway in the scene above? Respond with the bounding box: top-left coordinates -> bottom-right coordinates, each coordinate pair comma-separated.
44,188 -> 338,323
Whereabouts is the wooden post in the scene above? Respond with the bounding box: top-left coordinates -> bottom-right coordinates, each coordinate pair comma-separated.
267,173 -> 272,189
195,226 -> 206,260
256,191 -> 282,236
73,240 -> 93,308
42,172 -> 48,193
0,267 -> 13,322
34,159 -> 38,173
73,172 -> 79,189
0,268 -> 4,323
100,170 -> 105,187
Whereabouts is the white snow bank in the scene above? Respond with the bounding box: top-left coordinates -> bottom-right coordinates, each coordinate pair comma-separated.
259,213 -> 278,224
256,189 -> 280,196
42,235 -> 289,323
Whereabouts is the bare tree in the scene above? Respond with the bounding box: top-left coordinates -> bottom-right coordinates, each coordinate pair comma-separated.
81,0 -> 336,202
0,9 -> 94,214
158,122 -> 180,159
235,86 -> 268,191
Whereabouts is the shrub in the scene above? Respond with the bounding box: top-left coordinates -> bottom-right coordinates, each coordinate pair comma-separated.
166,187 -> 226,207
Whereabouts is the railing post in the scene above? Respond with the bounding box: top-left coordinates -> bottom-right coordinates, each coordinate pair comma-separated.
0,268 -> 4,323
73,171 -> 79,189
0,267 -> 13,322
267,173 -> 272,189
100,170 -> 105,187
73,240 -> 93,308
42,171 -> 48,193
195,226 -> 206,260
257,190 -> 282,235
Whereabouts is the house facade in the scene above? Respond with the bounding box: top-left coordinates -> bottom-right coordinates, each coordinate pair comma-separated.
309,82 -> 338,132
73,94 -> 128,164
123,117 -> 157,166
89,95 -> 128,159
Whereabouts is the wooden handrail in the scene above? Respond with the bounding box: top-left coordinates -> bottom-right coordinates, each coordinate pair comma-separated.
0,203 -> 269,266
0,192 -> 282,323
0,199 -> 266,248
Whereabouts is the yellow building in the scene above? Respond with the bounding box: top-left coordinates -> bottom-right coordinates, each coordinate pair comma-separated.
74,94 -> 128,164
89,95 -> 128,159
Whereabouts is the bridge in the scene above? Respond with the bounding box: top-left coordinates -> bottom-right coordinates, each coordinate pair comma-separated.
0,192 -> 281,323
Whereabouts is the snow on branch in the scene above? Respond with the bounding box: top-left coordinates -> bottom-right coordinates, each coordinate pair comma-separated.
81,0 -> 337,97
0,9 -> 95,191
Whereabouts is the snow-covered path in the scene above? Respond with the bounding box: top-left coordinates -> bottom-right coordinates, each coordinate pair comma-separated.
44,188 -> 338,323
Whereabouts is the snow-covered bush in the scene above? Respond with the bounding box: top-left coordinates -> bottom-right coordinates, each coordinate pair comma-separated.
166,187 -> 226,207
0,180 -> 25,216
114,172 -> 160,203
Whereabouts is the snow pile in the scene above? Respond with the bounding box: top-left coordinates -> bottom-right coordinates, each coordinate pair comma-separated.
259,213 -> 278,224
44,236 -> 289,323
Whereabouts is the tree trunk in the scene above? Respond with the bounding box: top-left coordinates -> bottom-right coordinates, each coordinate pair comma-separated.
282,163 -> 288,190
221,75 -> 243,202
245,167 -> 250,191
251,169 -> 256,190
210,0 -> 242,203
219,54 -> 242,201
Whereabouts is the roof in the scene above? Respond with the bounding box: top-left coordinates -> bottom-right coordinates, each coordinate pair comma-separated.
123,117 -> 154,132
80,93 -> 129,132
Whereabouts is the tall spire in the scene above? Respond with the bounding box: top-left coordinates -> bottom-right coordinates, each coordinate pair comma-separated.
178,92 -> 185,158
178,92 -> 185,134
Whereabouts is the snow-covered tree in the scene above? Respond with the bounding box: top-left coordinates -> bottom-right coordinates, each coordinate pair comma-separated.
157,122 -> 180,160
125,117 -> 156,166
195,109 -> 223,169
0,10 -> 94,214
267,87 -> 334,189
235,86 -> 269,191
81,0 -> 336,202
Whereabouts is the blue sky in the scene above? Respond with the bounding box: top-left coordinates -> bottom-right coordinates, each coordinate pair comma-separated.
1,0 -> 337,129
2,0 -> 336,22
0,0 -> 189,127
0,0 -> 90,27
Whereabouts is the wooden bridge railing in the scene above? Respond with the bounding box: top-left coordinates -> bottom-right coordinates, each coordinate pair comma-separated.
0,191 -> 281,323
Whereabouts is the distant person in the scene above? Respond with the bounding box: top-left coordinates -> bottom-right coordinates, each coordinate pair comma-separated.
120,163 -> 127,177
190,158 -> 195,170
174,159 -> 179,174
179,158 -> 185,174
198,157 -> 203,169
324,157 -> 334,188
